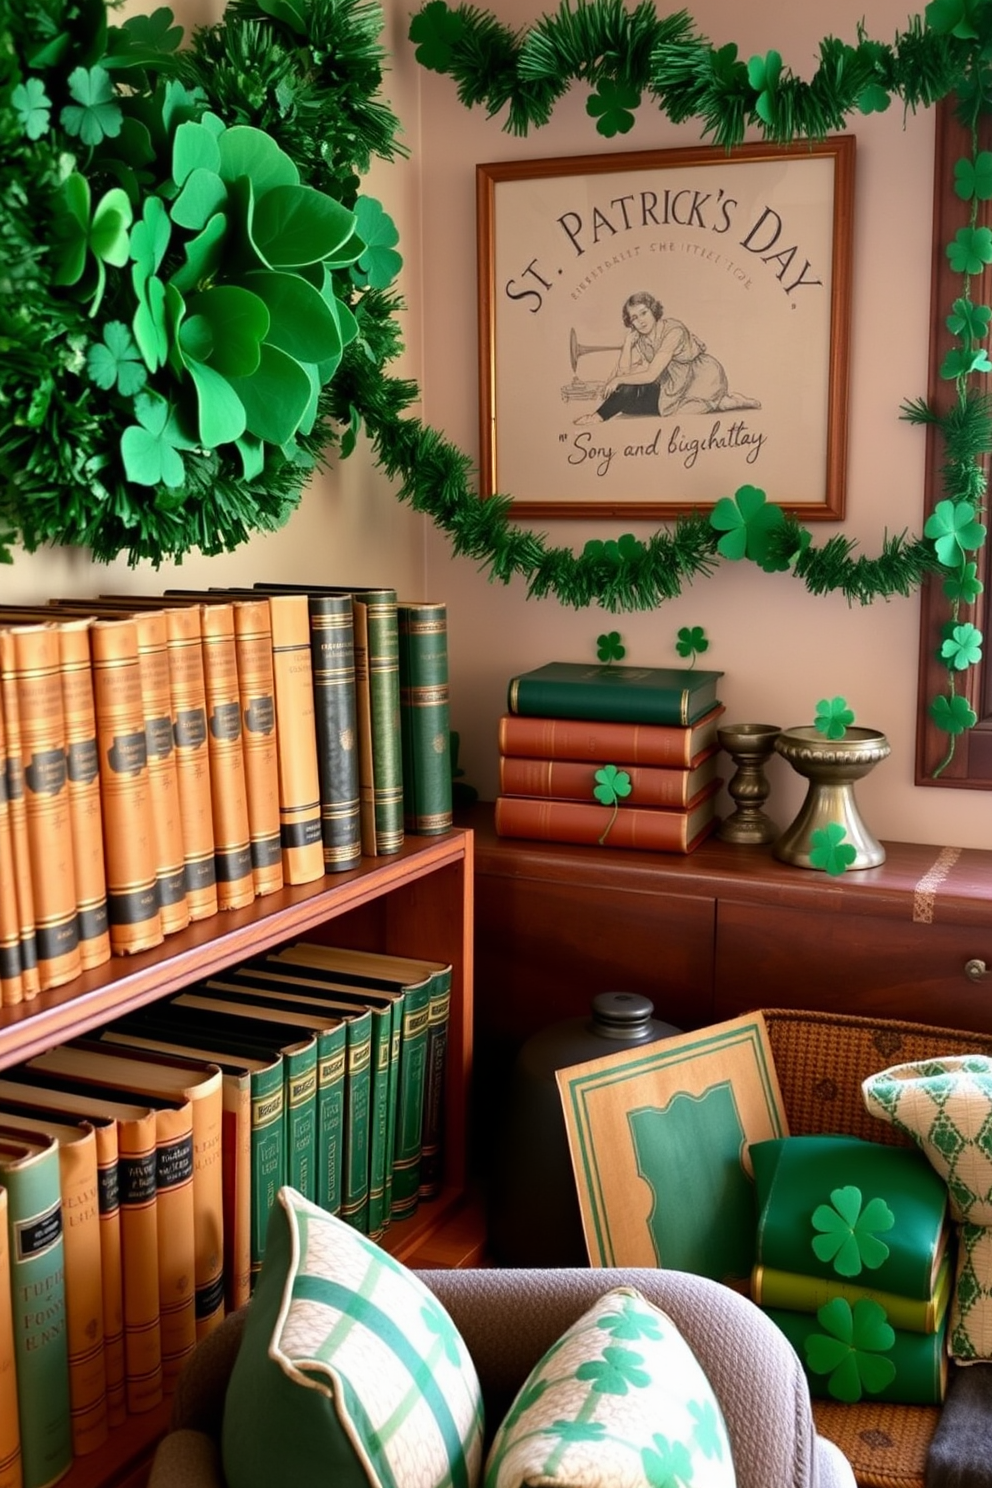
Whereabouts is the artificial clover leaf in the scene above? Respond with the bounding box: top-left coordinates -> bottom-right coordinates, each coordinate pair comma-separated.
809,822 -> 858,876
582,534 -> 646,564
597,631 -> 625,662
710,485 -> 785,564
586,79 -> 641,138
12,78 -> 51,139
856,84 -> 890,115
814,696 -> 854,739
594,764 -> 632,846
746,49 -> 782,126
925,0 -> 983,39
804,1298 -> 896,1403
941,621 -> 984,668
925,499 -> 987,565
60,66 -> 123,146
811,1186 -> 894,1276
943,562 -> 984,603
121,393 -> 195,487
946,300 -> 992,344
676,626 -> 709,663
930,692 -> 978,734
352,197 -> 402,289
118,8 -> 184,54
408,1 -> 466,71
254,0 -> 307,34
86,321 -> 148,395
954,152 -> 992,201
941,346 -> 992,378
947,226 -> 992,275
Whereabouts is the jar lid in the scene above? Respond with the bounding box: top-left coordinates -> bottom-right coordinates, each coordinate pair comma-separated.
591,991 -> 659,1040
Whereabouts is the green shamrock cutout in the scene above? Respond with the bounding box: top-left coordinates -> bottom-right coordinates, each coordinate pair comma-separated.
60,65 -> 123,146
941,621 -> 984,669
940,346 -> 992,378
809,823 -> 857,876
594,764 -> 632,846
675,625 -> 708,665
925,499 -> 987,565
925,0 -> 983,40
597,631 -> 625,663
86,321 -> 148,395
582,533 -> 646,564
943,562 -> 985,604
115,7 -> 186,54
811,1186 -> 894,1276
120,393 -> 196,487
814,696 -> 854,739
12,78 -> 51,140
353,197 -> 402,290
586,79 -> 641,138
746,49 -> 782,126
710,485 -> 786,567
805,1298 -> 897,1403
946,298 -> 992,342
408,0 -> 466,71
947,225 -> 992,275
856,83 -> 890,115
954,152 -> 992,202
930,692 -> 978,735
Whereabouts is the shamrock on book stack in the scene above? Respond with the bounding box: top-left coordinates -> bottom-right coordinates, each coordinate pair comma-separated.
749,1134 -> 952,1405
495,631 -> 725,854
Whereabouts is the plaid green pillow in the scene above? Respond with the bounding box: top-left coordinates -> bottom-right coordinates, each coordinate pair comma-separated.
485,1287 -> 735,1488
222,1187 -> 485,1488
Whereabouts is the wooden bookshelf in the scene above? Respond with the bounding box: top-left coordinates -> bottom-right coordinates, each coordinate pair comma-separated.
0,827 -> 474,1488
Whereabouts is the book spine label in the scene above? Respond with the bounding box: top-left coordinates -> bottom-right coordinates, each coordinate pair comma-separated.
268,596 -> 324,885
308,595 -> 361,873
5,628 -> 81,991
0,651 -> 39,999
6,1147 -> 73,1488
232,602 -> 283,898
397,603 -> 453,836
200,606 -> 254,911
391,986 -> 430,1220
152,1109 -> 196,1389
164,608 -> 218,922
498,713 -> 703,767
0,692 -> 24,1007
419,978 -> 451,1199
0,1188 -> 22,1488
362,594 -> 404,855
57,1131 -> 108,1456
90,621 -> 164,954
57,622 -> 111,971
134,613 -> 190,936
116,1117 -> 164,1413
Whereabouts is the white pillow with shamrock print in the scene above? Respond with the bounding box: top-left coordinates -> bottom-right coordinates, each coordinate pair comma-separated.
484,1286 -> 735,1488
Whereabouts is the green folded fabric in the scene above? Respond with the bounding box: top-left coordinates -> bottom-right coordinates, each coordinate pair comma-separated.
766,1302 -> 948,1405
751,1134 -> 949,1299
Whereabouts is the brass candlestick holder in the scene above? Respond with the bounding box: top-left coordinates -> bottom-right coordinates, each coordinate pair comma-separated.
773,725 -> 891,869
716,722 -> 782,845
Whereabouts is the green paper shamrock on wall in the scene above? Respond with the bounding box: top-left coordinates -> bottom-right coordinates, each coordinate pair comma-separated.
675,626 -> 708,666
805,1298 -> 897,1403
597,631 -> 625,663
811,1186 -> 894,1276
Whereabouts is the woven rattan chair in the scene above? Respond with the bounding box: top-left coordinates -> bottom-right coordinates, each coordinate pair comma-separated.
762,1006 -> 992,1488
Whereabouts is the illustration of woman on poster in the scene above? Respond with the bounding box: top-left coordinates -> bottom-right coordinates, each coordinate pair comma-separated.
575,290 -> 761,424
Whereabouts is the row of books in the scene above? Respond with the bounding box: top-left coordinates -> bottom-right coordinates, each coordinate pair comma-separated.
493,660 -> 726,853
0,584 -> 452,1002
0,938 -> 449,1488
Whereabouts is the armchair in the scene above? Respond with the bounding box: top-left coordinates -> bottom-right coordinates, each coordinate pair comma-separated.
148,1264 -> 854,1488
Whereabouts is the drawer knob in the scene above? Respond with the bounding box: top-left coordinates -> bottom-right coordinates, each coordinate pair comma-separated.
965,958 -> 989,982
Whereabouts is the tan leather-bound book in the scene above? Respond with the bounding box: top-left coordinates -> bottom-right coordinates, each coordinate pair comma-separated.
89,620 -> 163,955
0,1185 -> 21,1488
3,626 -> 81,990
199,604 -> 254,911
163,607 -> 218,922
35,1040 -> 226,1344
56,618 -> 111,972
0,690 -> 24,1007
0,630 -> 39,998
0,1113 -> 108,1456
0,1074 -> 163,1417
133,613 -> 190,937
231,599 -> 283,897
268,594 -> 323,884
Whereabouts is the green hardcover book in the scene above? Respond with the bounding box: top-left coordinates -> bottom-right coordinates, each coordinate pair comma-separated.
751,1249 -> 954,1336
104,1008 -> 284,1290
766,1306 -> 950,1404
307,593 -> 361,874
191,980 -> 347,1219
166,994 -> 318,1207
233,962 -> 394,1238
396,601 -> 452,836
507,661 -> 724,726
0,1131 -> 73,1488
269,943 -> 440,1220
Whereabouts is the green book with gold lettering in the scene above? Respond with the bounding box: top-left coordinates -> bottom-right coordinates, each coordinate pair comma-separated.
397,601 -> 452,836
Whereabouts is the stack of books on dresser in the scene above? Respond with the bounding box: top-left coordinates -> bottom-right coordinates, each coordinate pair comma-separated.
495,661 -> 725,853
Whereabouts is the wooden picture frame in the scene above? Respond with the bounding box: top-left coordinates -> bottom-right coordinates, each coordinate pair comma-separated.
477,138 -> 855,521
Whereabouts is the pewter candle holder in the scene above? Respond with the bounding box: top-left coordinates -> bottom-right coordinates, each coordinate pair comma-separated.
716,722 -> 781,845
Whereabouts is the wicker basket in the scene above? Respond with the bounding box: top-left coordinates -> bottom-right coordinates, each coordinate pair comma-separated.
760,1007 -> 992,1488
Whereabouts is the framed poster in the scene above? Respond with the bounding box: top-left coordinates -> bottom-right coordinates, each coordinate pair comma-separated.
556,1012 -> 789,1284
477,138 -> 854,521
